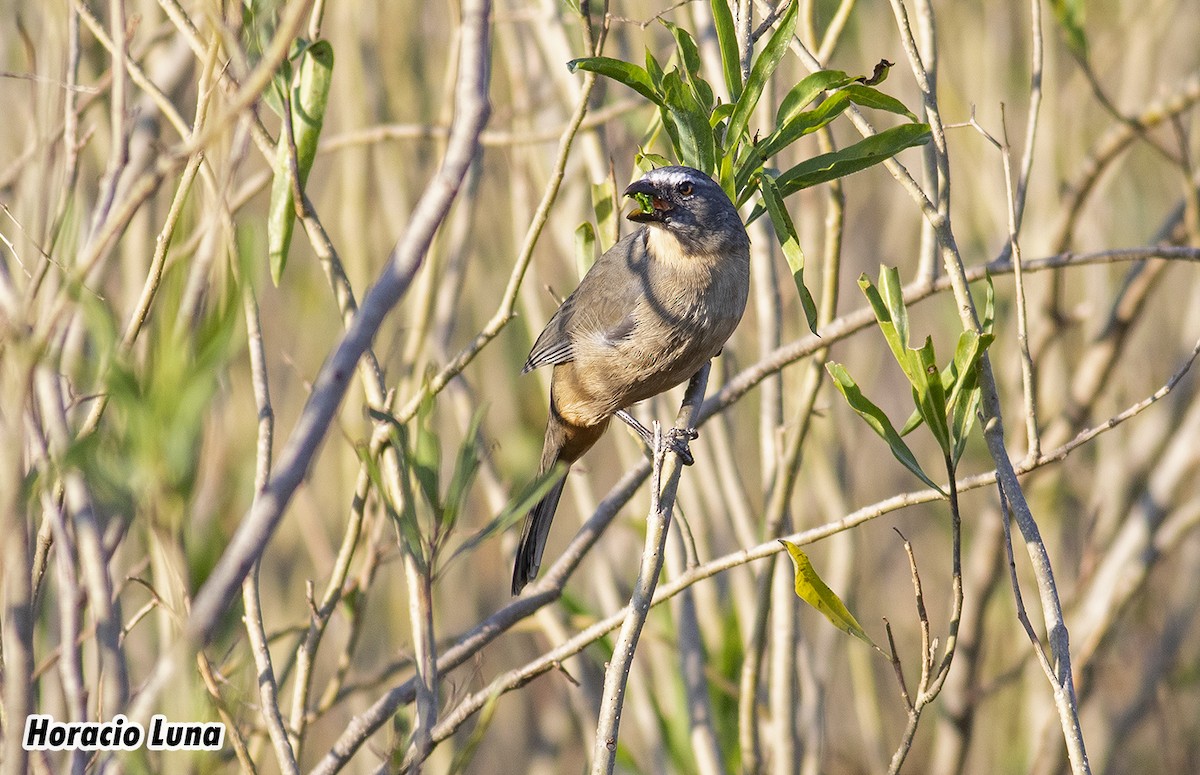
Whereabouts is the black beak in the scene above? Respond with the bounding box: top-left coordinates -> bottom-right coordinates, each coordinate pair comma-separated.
624,179 -> 671,223
624,179 -> 656,198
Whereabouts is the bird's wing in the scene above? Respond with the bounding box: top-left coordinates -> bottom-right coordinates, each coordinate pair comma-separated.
523,232 -> 645,373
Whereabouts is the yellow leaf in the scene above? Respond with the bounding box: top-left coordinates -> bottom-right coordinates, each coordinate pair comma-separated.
779,540 -> 876,647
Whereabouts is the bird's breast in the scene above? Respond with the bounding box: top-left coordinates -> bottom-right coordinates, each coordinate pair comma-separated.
552,237 -> 749,426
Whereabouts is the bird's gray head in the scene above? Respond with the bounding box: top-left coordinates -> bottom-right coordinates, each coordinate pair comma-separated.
625,166 -> 747,255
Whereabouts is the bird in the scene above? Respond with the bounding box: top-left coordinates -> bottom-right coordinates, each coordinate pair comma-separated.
512,165 -> 751,595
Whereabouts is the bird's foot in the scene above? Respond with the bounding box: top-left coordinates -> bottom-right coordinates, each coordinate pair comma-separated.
614,409 -> 698,465
665,427 -> 698,466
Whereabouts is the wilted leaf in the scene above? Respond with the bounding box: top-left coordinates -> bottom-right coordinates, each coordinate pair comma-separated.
779,540 -> 876,647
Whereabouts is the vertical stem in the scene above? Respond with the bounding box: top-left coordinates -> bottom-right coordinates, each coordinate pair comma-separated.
46,492 -> 86,775
592,366 -> 711,774
403,554 -> 438,772
238,286 -> 299,775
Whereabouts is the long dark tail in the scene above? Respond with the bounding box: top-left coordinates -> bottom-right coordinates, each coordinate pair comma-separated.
512,399 -> 608,595
511,468 -> 568,595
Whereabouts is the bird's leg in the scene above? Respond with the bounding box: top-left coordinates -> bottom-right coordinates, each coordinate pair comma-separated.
615,409 -> 697,466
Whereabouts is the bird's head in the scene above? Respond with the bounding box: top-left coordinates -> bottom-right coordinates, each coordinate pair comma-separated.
624,166 -> 746,254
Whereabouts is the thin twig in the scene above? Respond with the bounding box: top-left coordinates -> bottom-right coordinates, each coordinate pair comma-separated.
967,108 -> 1040,458
239,284 -> 299,775
45,491 -> 86,775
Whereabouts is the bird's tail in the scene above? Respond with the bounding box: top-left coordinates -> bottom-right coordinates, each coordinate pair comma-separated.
510,466 -> 568,595
512,401 -> 607,595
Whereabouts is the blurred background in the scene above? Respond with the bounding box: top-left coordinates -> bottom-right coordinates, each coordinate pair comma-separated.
3,0 -> 1200,773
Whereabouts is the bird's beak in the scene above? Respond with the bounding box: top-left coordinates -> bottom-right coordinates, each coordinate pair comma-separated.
624,179 -> 671,223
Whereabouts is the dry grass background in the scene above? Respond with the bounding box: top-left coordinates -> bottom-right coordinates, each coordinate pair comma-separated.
3,0 -> 1200,773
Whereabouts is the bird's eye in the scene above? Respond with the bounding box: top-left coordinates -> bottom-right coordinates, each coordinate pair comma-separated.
678,181 -> 694,196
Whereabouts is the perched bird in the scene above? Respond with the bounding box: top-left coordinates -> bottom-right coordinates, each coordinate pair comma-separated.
512,165 -> 751,595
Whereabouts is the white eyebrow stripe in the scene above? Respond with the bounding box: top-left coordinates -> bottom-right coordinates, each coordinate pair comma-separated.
645,169 -> 700,188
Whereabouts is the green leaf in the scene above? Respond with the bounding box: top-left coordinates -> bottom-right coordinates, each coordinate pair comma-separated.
775,69 -> 856,126
946,330 -> 985,410
364,432 -> 425,569
709,0 -> 742,101
779,540 -> 876,647
826,362 -> 945,494
761,75 -> 915,167
645,48 -> 665,90
268,39 -> 334,285
568,57 -> 663,105
769,123 -> 932,200
443,465 -> 565,568
1050,0 -> 1088,58
725,0 -> 799,152
412,396 -> 442,513
951,380 -> 982,466
857,270 -> 915,382
759,173 -> 819,334
635,149 -> 675,172
447,686 -> 503,775
663,21 -> 714,112
839,83 -> 919,122
737,90 -> 854,194
911,336 -> 951,455
441,405 -> 486,536
899,326 -> 995,442
898,406 -> 924,437
663,20 -> 702,76
878,265 -> 910,366
947,327 -> 993,465
591,177 -> 619,252
709,101 -> 737,127
661,69 -> 716,173
982,272 -> 996,335
574,222 -> 597,277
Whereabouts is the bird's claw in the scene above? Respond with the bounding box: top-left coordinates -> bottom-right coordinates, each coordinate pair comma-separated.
665,427 -> 698,466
